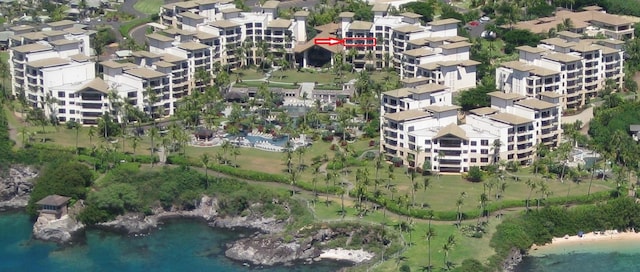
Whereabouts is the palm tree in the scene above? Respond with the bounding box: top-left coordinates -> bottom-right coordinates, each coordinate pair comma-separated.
88,125 -> 96,146
131,136 -> 139,160
425,217 -> 436,271
525,179 -> 537,211
201,153 -> 210,188
443,234 -> 456,270
231,145 -> 241,167
478,193 -> 489,224
74,122 -> 80,155
18,126 -> 29,147
455,192 -> 466,227
149,127 -> 159,167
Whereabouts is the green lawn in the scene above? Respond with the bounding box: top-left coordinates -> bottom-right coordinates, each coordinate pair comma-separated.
307,194 -> 499,272
133,0 -> 164,15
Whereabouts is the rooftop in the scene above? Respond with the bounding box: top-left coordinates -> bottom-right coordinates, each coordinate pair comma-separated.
132,51 -> 161,58
408,83 -> 449,94
435,123 -> 468,140
393,25 -> 423,33
543,53 -> 582,63
179,11 -> 205,20
154,61 -> 175,68
47,20 -> 75,28
27,57 -> 69,68
339,12 -> 355,18
371,3 -> 390,12
349,21 -> 373,31
469,107 -> 499,116
220,7 -> 242,14
36,195 -> 71,206
50,39 -> 80,46
490,112 -> 533,125
403,47 -> 436,57
146,33 -> 174,42
488,91 -> 526,101
439,41 -> 472,50
177,41 -> 209,51
539,91 -> 563,98
210,20 -> 241,29
516,45 -> 547,54
400,12 -> 422,19
515,99 -> 557,110
384,109 -> 430,122
425,105 -> 461,113
262,0 -> 279,9
428,18 -> 461,26
125,68 -> 166,79
80,77 -> 110,94
12,43 -> 51,53
268,18 -> 292,28
161,53 -> 187,63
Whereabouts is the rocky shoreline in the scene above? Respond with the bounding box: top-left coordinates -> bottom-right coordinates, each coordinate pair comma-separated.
95,196 -> 376,267
1,167 -> 376,268
0,166 -> 37,211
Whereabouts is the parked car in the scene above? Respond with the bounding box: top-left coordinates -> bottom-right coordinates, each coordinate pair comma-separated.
479,16 -> 490,23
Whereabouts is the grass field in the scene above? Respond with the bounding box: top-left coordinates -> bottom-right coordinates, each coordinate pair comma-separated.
133,0 -> 164,15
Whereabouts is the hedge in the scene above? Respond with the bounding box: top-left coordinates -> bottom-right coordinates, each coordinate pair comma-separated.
354,190 -> 614,221
166,155 -> 343,194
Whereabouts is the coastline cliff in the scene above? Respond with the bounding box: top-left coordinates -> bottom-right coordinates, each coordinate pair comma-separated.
0,166 -> 37,210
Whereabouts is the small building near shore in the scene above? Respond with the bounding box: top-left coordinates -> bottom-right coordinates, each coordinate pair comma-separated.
36,195 -> 71,219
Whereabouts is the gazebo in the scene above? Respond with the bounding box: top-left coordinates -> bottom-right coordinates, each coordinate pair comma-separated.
36,195 -> 71,219
194,127 -> 214,141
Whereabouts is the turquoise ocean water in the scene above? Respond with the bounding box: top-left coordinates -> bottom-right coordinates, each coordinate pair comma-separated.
0,212 -> 348,272
516,239 -> 640,272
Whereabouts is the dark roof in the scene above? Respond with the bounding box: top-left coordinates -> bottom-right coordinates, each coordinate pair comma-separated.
194,128 -> 213,138
36,195 -> 71,206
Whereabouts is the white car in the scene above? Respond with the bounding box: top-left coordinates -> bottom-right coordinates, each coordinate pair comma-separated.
480,16 -> 490,23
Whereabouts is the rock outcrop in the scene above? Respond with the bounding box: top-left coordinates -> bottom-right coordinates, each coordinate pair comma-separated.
99,196 -> 219,234
0,166 -> 37,210
502,247 -> 524,272
225,235 -> 319,266
32,214 -> 85,244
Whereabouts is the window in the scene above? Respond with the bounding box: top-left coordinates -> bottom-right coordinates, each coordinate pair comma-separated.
470,158 -> 476,163
425,139 -> 431,144
58,92 -> 65,98
481,158 -> 489,163
481,149 -> 488,154
70,110 -> 75,114
471,149 -> 476,153
481,140 -> 488,146
471,141 -> 477,146
58,109 -> 65,113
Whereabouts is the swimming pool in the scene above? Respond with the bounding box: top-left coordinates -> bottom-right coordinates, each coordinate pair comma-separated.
225,134 -> 290,147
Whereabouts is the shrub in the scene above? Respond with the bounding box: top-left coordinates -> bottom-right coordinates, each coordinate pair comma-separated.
467,166 -> 483,182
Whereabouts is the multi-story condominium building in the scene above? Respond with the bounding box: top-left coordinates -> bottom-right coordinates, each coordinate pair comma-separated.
512,6 -> 636,40
9,28 -> 95,116
333,4 -> 477,91
159,0 -> 307,69
158,1 -> 476,92
380,85 -> 562,172
496,36 -> 624,110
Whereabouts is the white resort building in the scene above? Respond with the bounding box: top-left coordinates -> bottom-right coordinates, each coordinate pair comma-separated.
495,34 -> 624,110
380,83 -> 562,173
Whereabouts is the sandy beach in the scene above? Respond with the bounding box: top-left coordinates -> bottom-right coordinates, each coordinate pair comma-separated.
531,230 -> 640,252
318,248 -> 374,263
